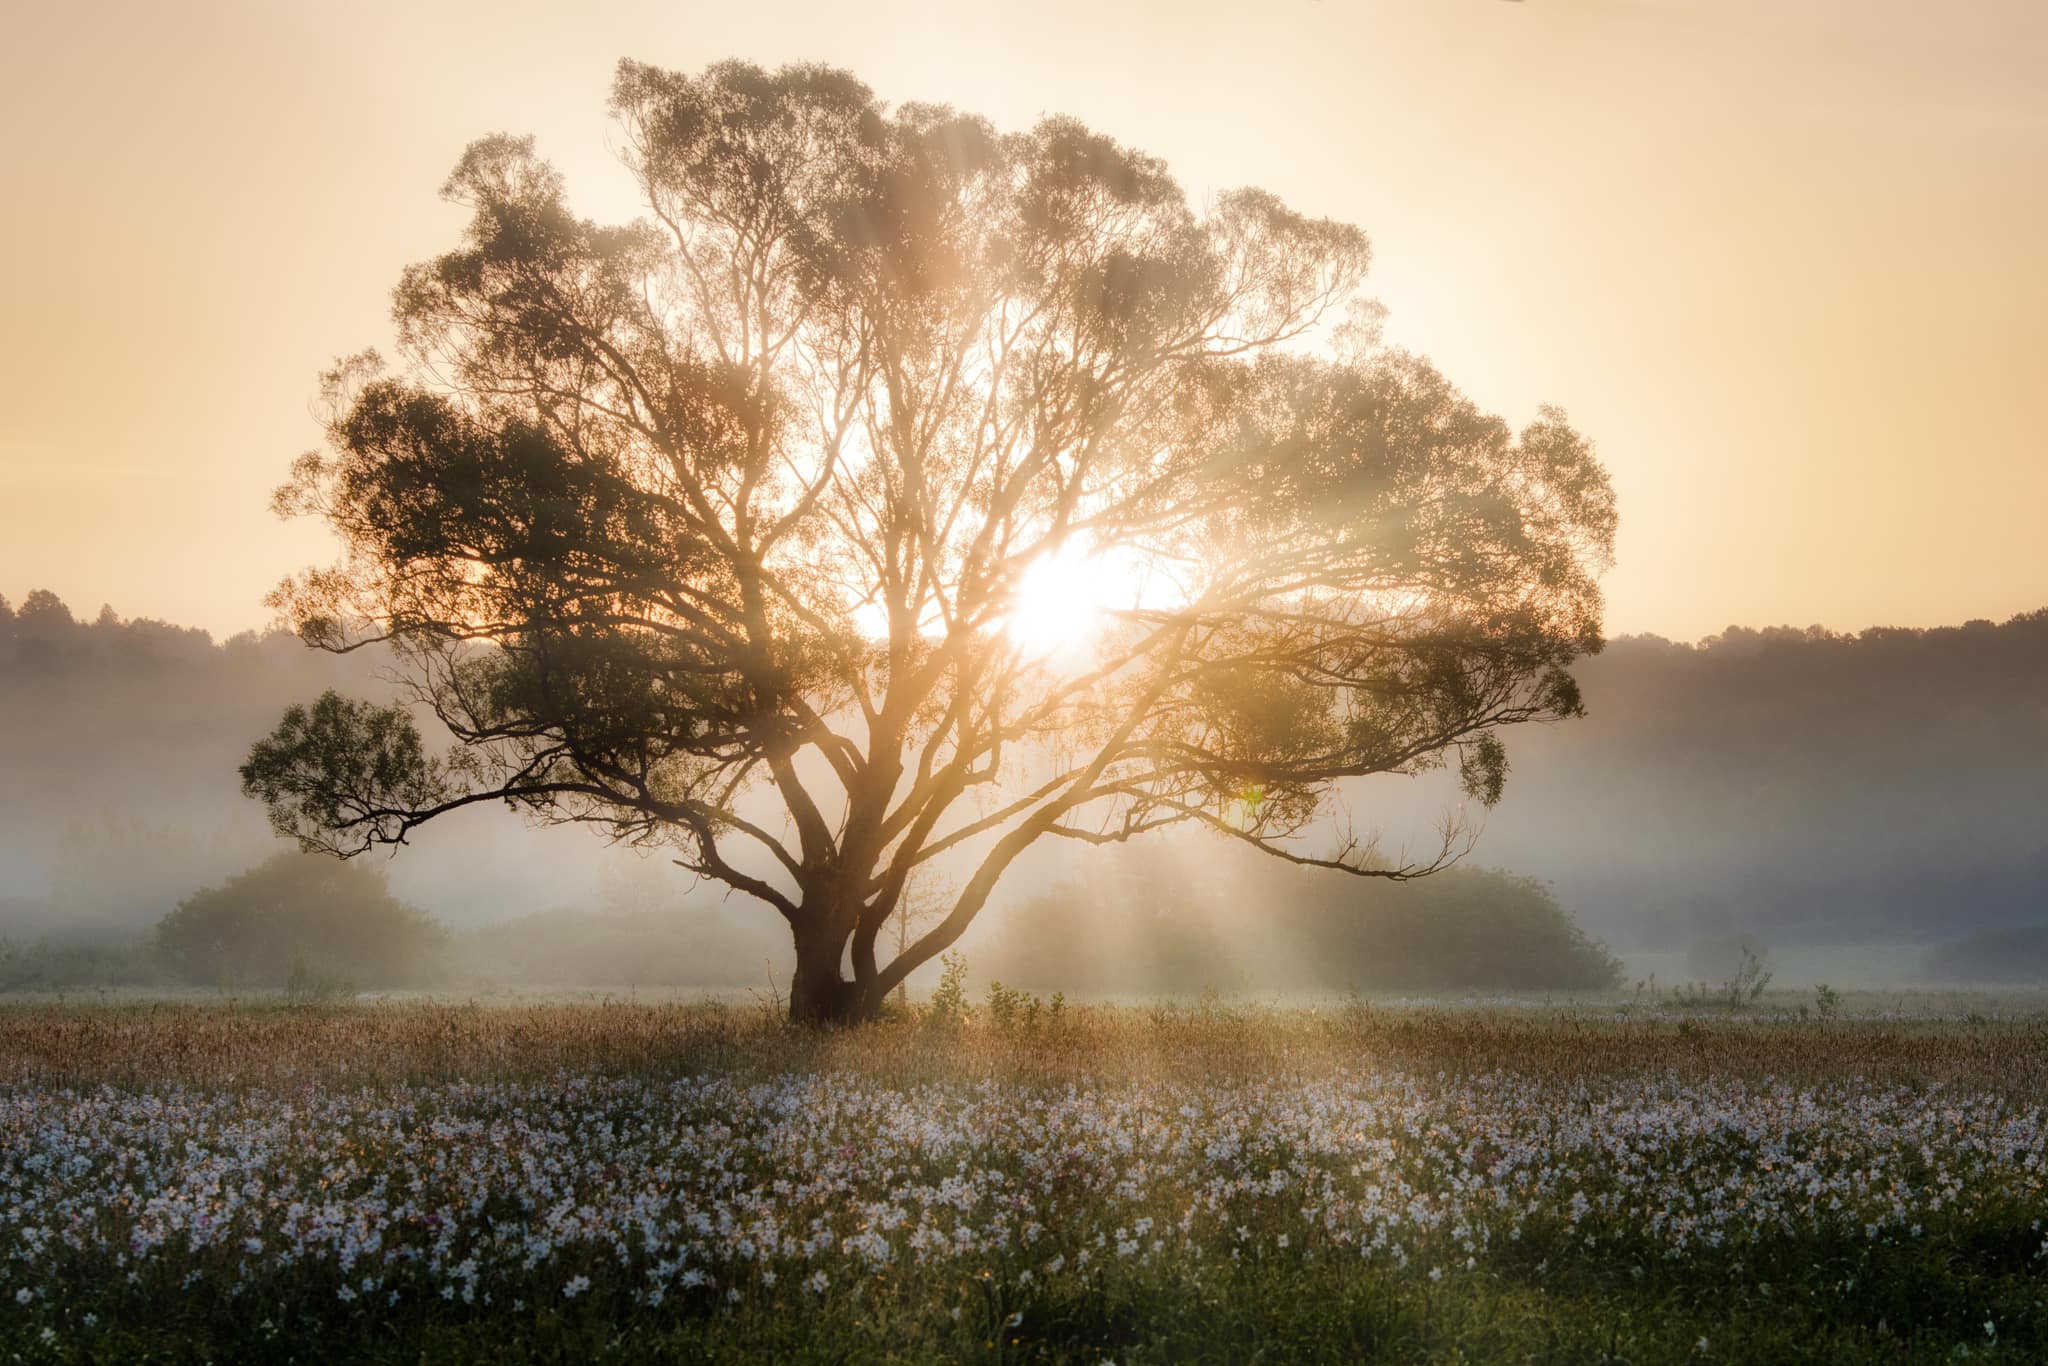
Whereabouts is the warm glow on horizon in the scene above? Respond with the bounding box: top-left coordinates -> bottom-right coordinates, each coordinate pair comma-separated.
1,1 -> 2045,642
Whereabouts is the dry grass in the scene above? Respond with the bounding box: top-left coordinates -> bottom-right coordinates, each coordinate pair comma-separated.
4,997 -> 2044,1097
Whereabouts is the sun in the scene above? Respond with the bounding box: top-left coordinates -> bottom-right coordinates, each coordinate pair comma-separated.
844,544 -> 1111,652
1005,542 -> 1105,658
842,538 -> 1178,656
1003,538 -> 1185,660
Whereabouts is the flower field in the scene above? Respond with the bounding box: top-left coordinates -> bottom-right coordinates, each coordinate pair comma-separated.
2,1000 -> 2045,1362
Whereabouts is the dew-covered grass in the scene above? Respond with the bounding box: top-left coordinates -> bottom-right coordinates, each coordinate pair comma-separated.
2,999 -> 2044,1362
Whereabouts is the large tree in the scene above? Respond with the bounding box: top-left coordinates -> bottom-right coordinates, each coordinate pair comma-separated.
243,59 -> 1615,1023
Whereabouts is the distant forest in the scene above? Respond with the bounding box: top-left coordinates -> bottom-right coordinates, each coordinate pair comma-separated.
1,590 -> 2044,983
0,589 -> 615,940
1457,612 -> 2048,950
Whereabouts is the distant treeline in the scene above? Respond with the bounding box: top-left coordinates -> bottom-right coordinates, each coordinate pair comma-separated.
0,590 -> 613,936
1406,613 -> 2048,951
3,590 -> 2045,974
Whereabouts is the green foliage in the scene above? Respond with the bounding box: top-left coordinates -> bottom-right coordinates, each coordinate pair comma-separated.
1457,730 -> 1509,806
984,979 -> 1054,1035
923,950 -> 972,1030
240,691 -> 459,857
1815,981 -> 1842,1020
155,850 -> 448,989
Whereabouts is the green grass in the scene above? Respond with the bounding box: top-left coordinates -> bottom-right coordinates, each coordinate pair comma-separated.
9,1230 -> 2043,1363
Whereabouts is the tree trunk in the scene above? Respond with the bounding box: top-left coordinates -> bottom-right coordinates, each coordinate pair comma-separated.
787,917 -> 875,1026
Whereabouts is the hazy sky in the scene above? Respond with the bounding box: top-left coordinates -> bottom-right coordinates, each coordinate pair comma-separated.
2,0 -> 2043,643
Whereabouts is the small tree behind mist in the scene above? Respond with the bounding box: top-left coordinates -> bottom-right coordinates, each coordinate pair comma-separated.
993,865 -> 1619,994
155,851 -> 448,989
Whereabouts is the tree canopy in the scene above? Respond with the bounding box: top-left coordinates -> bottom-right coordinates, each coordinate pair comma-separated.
244,58 -> 1615,1022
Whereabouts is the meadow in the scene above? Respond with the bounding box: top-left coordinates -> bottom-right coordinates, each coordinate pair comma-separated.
1,996 -> 2045,1363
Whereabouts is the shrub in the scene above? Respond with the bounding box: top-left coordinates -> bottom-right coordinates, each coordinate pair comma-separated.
0,937 -> 169,992
991,865 -> 1621,994
155,851 -> 447,989
924,951 -> 972,1030
985,980 -> 1048,1034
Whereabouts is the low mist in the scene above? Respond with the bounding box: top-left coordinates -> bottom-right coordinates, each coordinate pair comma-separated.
2,592 -> 2044,994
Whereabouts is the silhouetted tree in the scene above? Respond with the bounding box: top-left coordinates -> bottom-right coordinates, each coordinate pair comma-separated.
17,590 -> 71,625
12,589 -> 78,669
243,59 -> 1615,1023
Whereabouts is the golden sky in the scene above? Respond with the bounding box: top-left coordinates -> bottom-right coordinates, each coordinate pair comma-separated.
2,0 -> 2042,643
